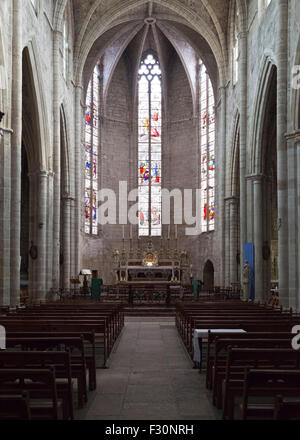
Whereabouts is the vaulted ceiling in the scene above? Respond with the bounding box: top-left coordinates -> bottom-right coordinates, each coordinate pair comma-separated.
72,0 -> 235,97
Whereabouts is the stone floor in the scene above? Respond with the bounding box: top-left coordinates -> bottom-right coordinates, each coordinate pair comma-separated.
77,320 -> 221,420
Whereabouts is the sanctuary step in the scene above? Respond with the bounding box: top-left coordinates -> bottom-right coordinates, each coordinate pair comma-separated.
123,305 -> 176,317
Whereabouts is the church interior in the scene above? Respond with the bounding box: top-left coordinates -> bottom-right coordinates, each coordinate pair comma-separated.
1,0 -> 300,422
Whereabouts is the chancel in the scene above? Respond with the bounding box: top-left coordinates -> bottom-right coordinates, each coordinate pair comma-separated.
0,0 -> 300,423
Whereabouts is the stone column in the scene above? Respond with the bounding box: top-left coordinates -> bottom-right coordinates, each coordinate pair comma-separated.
46,171 -> 54,293
238,30 -> 248,283
286,132 -> 299,310
252,175 -> 264,302
219,87 -> 226,285
10,0 -> 22,308
28,172 -> 37,301
224,198 -> 231,286
36,170 -> 48,302
277,0 -> 289,308
0,128 -> 13,306
70,198 -> 76,279
62,195 -> 72,289
74,84 -> 84,278
297,138 -> 300,311
229,197 -> 239,285
52,30 -> 61,290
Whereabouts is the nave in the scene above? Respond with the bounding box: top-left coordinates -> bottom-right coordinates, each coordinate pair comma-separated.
77,320 -> 219,421
1,298 -> 300,421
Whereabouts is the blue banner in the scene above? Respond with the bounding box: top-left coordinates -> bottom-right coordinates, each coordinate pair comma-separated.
244,243 -> 255,300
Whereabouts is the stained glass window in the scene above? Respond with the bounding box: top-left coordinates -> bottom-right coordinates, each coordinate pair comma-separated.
85,65 -> 100,235
138,54 -> 162,237
199,60 -> 215,232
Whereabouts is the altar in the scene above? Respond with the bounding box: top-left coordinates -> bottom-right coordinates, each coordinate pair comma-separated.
112,238 -> 191,286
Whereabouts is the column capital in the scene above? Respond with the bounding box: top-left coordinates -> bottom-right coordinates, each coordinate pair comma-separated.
28,168 -> 49,179
62,193 -> 75,203
285,130 -> 300,142
237,31 -> 248,40
0,127 -> 13,136
224,195 -> 239,205
246,173 -> 265,182
73,82 -> 84,90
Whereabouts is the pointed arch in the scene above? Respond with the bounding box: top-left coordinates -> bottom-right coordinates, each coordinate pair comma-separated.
203,259 -> 215,288
138,52 -> 162,237
22,41 -> 50,171
228,111 -> 240,197
250,55 -> 277,174
0,28 -> 7,119
290,29 -> 300,131
60,105 -> 70,195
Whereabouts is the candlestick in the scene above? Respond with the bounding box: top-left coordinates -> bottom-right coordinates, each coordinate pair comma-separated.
122,225 -> 125,240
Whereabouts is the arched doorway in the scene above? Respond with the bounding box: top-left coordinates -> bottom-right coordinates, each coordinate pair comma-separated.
203,260 -> 214,289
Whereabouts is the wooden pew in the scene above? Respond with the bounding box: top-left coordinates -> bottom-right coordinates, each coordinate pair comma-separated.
273,395 -> 300,420
0,391 -> 31,420
6,331 -> 97,391
222,348 -> 300,420
0,351 -> 74,419
0,319 -> 109,367
211,339 -> 293,408
206,332 -> 293,389
240,370 -> 300,420
0,368 -> 63,420
5,336 -> 87,408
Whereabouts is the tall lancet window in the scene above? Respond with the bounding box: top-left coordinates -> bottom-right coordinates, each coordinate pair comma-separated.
199,60 -> 215,232
84,65 -> 100,235
138,53 -> 162,237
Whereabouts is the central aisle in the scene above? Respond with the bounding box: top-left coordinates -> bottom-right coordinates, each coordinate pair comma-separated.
80,321 -> 219,420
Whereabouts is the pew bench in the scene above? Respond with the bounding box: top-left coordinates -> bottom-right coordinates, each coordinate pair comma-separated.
240,370 -> 300,420
221,348 -> 300,420
0,368 -> 64,420
0,351 -> 74,419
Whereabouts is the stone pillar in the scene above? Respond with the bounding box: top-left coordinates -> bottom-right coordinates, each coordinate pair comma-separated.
0,128 -> 13,306
46,171 -> 54,293
238,30 -> 248,283
252,175 -> 264,302
10,0 -> 22,308
277,0 -> 289,308
28,172 -> 37,301
36,170 -> 48,302
62,195 -> 72,289
229,197 -> 239,285
224,199 -> 231,286
219,87 -> 226,285
70,198 -> 76,279
74,84 -> 84,278
297,139 -> 300,311
52,30 -> 61,290
286,132 -> 299,310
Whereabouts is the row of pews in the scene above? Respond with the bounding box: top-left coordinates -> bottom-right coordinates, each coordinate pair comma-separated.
176,300 -> 300,420
0,301 -> 124,420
